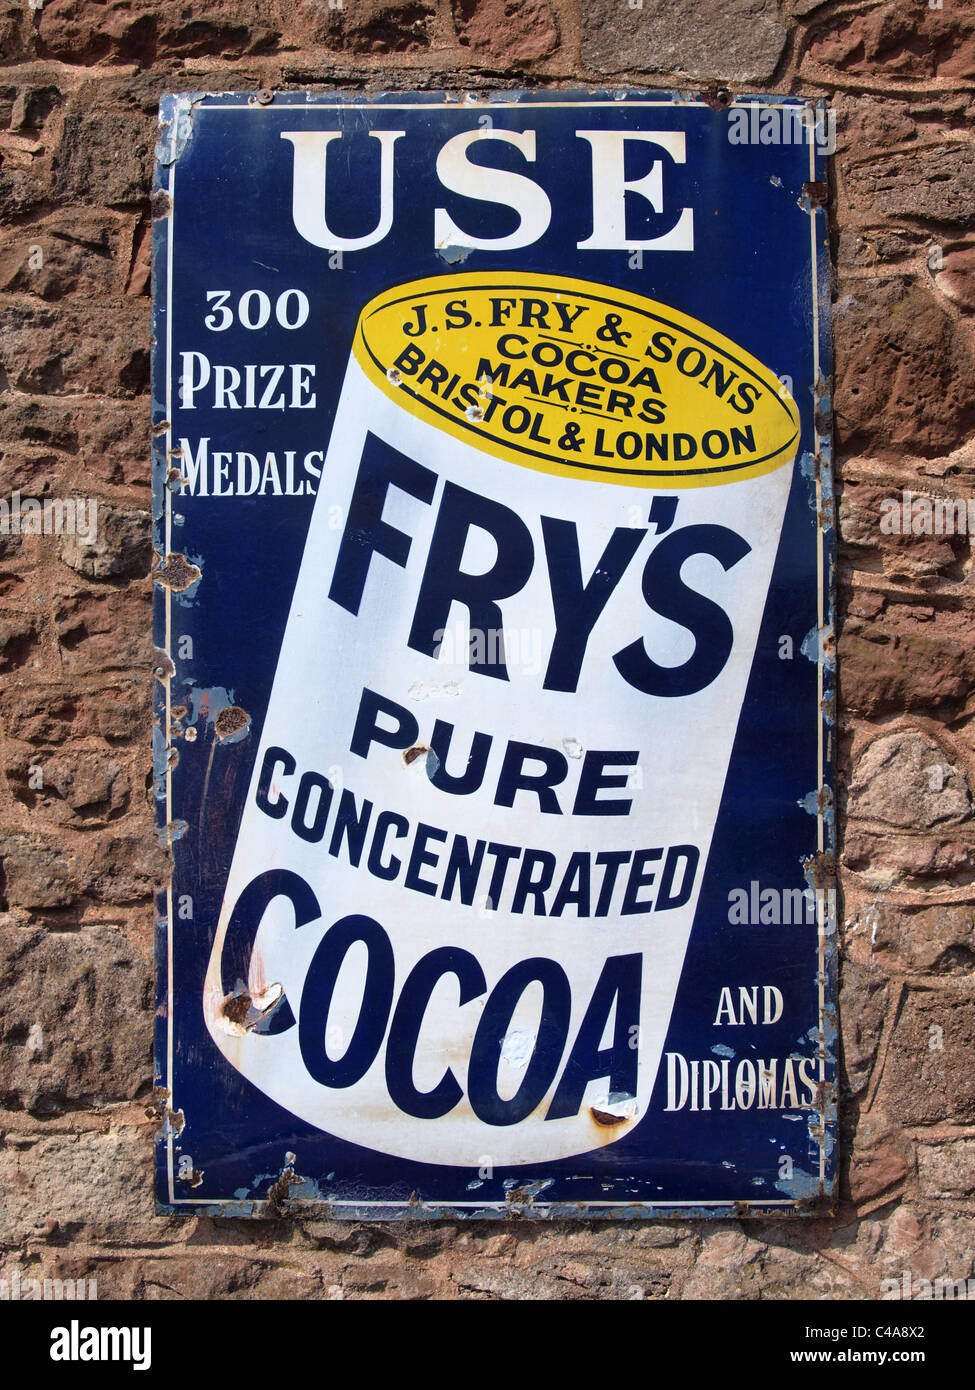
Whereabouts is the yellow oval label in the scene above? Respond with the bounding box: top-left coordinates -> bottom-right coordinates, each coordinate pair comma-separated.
353,272 -> 800,489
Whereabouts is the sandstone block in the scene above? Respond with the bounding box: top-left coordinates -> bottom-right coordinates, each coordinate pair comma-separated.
581,0 -> 787,81
805,0 -> 975,83
848,730 -> 972,830
916,1139 -> 975,1199
843,830 -> 972,890
0,394 -> 151,491
54,585 -> 152,673
0,1128 -> 160,1245
5,738 -> 133,825
839,959 -> 888,1099
52,105 -> 153,208
844,142 -> 975,229
838,477 -> 963,583
453,0 -> 558,62
833,280 -> 975,459
0,677 -> 148,745
876,993 -> 975,1126
829,94 -> 916,155
0,612 -> 44,673
838,608 -> 975,718
0,832 -> 83,909
88,833 -> 169,906
0,210 -> 134,301
58,502 -> 151,580
847,1110 -> 909,1205
287,0 -> 436,52
861,901 -> 975,975
0,922 -> 151,1112
934,245 -> 975,314
1,300 -> 149,397
37,0 -> 280,64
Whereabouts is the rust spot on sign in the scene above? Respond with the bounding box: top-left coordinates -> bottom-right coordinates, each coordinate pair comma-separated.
504,1185 -> 535,1205
218,983 -> 285,1031
154,552 -> 201,591
803,851 -> 835,889
215,706 -> 250,740
266,1166 -> 296,1212
403,743 -> 430,766
221,993 -> 252,1026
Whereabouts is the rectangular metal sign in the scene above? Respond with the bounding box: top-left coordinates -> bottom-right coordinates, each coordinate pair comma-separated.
152,91 -> 835,1217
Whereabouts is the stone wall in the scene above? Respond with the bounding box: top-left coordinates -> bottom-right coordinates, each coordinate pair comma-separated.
1,0 -> 973,1299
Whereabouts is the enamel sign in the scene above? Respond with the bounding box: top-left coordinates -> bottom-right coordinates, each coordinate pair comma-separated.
152,92 -> 835,1217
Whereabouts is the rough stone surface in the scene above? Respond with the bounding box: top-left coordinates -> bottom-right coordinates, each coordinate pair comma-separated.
37,0 -> 282,65
0,677 -> 147,745
53,587 -> 152,674
874,902 -> 975,975
844,143 -> 975,229
0,834 -> 82,909
838,473 -> 968,583
0,923 -> 151,1112
0,1127 -> 162,1245
0,396 -> 152,491
832,279 -> 975,460
282,0 -> 460,54
838,604 -> 975,718
935,246 -> 975,315
804,1 -> 975,84
581,0 -> 788,81
843,830 -> 973,891
58,503 -> 151,579
453,0 -> 559,62
0,210 -> 136,301
916,1139 -> 975,1199
0,613 -> 44,674
87,833 -> 170,906
5,737 -> 133,825
876,994 -> 975,1127
52,106 -> 154,210
831,94 -> 917,157
848,730 -> 972,830
846,1110 -> 910,1205
839,960 -> 888,1100
1,301 -> 149,398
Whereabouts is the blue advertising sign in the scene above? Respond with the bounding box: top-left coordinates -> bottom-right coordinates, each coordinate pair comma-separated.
152,91 -> 835,1217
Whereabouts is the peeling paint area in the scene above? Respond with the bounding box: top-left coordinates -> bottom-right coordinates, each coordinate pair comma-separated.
156,92 -> 204,167
590,1094 -> 638,1127
436,243 -> 473,266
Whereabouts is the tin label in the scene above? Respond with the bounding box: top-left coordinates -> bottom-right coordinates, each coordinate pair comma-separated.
353,273 -> 800,485
153,93 -> 834,1216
